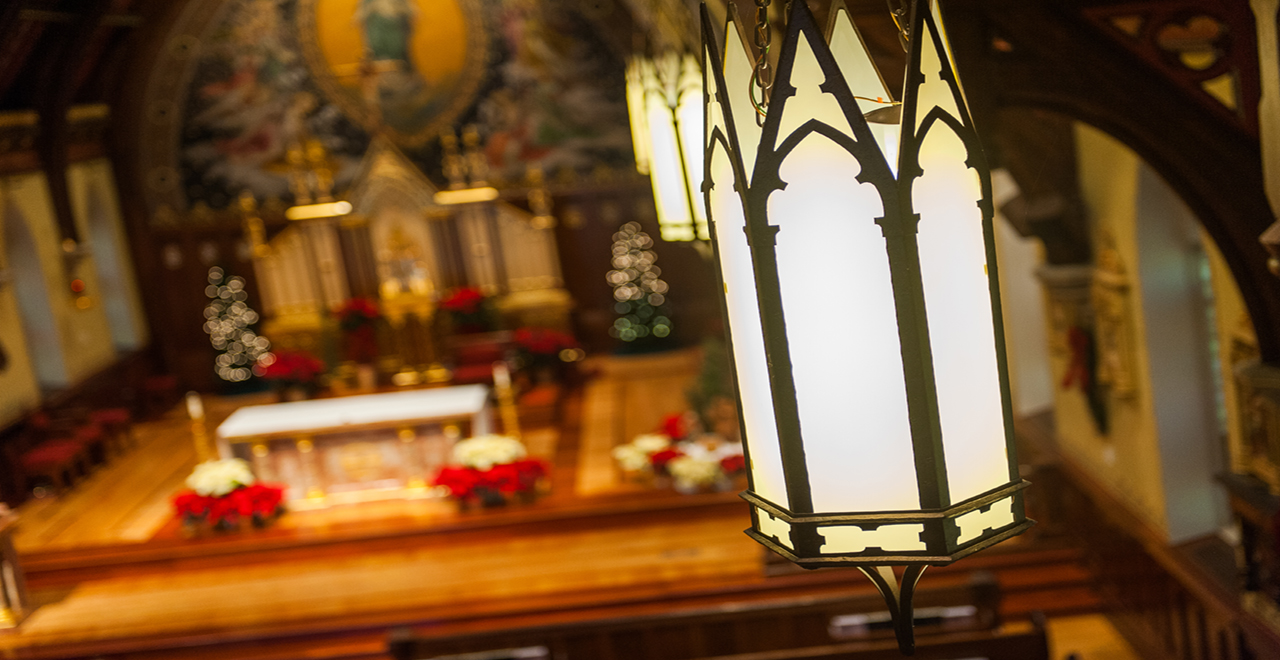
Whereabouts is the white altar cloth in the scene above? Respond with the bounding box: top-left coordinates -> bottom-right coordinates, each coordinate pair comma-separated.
216,385 -> 493,448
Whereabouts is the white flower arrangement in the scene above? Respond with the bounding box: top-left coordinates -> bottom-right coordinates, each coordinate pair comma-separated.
186,458 -> 256,497
452,434 -> 527,470
631,433 -> 671,453
668,455 -> 724,491
612,444 -> 652,472
612,433 -> 672,473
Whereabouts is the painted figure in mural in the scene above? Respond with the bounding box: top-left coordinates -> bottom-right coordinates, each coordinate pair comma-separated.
356,0 -> 417,70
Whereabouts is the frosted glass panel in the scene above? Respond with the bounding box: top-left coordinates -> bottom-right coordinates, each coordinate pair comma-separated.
955,496 -> 1016,544
757,508 -> 793,549
769,136 -> 918,513
625,60 -> 653,175
722,17 -> 761,176
911,20 -> 962,133
777,37 -> 852,144
914,27 -> 1009,505
819,524 -> 926,553
675,56 -> 708,240
828,9 -> 893,107
709,145 -> 789,509
646,91 -> 695,241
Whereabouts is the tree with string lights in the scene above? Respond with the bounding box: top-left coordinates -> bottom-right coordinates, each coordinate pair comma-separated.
606,222 -> 673,350
202,266 -> 272,383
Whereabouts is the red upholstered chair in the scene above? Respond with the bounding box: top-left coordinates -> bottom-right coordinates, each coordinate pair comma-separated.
141,375 -> 180,417
20,438 -> 89,495
90,408 -> 134,456
72,424 -> 109,465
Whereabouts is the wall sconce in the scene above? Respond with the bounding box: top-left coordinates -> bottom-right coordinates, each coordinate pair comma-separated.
627,51 -> 708,243
701,0 -> 1031,654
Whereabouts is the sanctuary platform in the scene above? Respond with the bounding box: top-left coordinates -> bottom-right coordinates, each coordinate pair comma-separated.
0,350 -> 1130,660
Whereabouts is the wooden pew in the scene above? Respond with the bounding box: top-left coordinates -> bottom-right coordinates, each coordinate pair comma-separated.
387,572 -> 1049,660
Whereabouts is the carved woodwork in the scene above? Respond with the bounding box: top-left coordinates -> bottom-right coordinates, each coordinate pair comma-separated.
1081,1 -> 1262,135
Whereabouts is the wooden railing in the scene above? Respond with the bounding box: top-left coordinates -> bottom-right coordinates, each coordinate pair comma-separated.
1016,413 -> 1280,660
387,574 -> 1049,660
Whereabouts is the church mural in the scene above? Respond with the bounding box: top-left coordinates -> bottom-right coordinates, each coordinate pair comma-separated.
178,0 -> 632,212
299,0 -> 488,145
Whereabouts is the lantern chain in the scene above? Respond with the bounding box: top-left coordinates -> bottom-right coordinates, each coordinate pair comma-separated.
750,0 -> 772,124
887,0 -> 910,51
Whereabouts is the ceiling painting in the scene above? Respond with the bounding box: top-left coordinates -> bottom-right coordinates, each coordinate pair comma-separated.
168,0 -> 631,218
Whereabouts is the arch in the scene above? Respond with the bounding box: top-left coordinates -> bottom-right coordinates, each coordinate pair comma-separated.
3,201 -> 69,389
945,0 -> 1280,360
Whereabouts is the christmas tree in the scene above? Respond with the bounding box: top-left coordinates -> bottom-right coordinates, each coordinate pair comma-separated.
202,266 -> 271,383
606,222 -> 673,348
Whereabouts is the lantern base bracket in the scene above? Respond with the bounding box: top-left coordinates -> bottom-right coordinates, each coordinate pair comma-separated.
859,564 -> 927,656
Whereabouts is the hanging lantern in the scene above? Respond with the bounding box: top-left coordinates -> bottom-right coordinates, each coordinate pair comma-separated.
627,52 -> 709,243
701,0 -> 1032,653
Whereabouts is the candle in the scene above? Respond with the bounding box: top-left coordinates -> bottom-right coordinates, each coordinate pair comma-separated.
186,391 -> 205,421
492,362 -> 511,390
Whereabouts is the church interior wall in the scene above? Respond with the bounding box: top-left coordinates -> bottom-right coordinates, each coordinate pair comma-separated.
1052,122 -> 1171,536
67,158 -> 150,352
0,169 -> 127,418
991,171 -> 1054,418
1131,161 -> 1228,543
0,205 -> 41,427
1054,122 -> 1246,543
1201,226 -> 1253,474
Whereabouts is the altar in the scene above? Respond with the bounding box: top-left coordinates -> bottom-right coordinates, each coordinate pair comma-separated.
216,386 -> 493,506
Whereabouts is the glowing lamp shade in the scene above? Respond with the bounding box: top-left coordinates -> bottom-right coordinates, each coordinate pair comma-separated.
627,53 -> 708,242
702,0 -> 1031,575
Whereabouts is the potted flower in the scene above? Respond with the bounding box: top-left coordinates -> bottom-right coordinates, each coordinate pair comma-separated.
611,412 -> 746,493
440,287 -> 492,333
172,458 -> 285,532
432,434 -> 548,509
513,326 -> 580,383
335,297 -> 381,390
260,349 -> 326,400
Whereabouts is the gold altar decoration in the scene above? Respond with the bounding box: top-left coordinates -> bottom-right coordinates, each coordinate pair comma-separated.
1235,359 -> 1280,494
381,226 -> 449,385
1092,237 -> 1138,398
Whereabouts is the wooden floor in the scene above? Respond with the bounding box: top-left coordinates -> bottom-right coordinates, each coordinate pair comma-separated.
1,349 -> 1140,660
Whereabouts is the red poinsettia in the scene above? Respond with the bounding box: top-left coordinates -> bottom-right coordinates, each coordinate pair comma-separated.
440,287 -> 486,314
649,448 -> 685,475
513,327 -> 578,356
432,459 -> 548,499
173,483 -> 284,526
720,454 -> 746,475
658,413 -> 690,442
261,349 -> 326,384
335,298 -> 381,330
335,298 -> 381,363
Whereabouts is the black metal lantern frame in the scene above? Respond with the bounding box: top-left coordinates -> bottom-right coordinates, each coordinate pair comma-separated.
701,0 -> 1033,650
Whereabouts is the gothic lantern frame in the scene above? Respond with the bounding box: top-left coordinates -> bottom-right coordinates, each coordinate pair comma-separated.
627,51 -> 710,243
701,0 -> 1032,653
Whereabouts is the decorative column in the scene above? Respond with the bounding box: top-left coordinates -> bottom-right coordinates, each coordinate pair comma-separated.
1253,0 -> 1280,271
